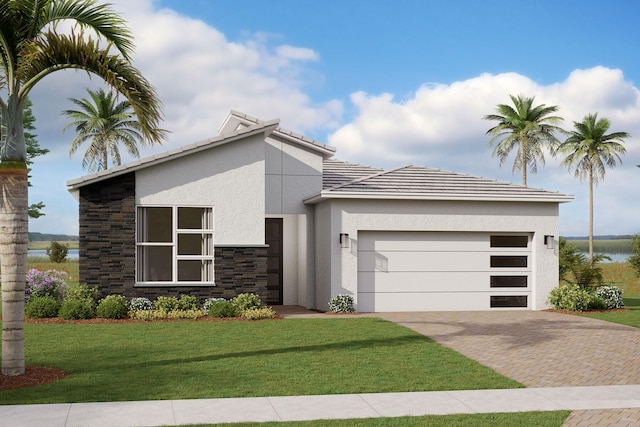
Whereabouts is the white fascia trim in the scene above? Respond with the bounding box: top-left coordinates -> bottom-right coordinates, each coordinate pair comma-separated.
67,121 -> 279,191
304,191 -> 575,204
271,129 -> 336,156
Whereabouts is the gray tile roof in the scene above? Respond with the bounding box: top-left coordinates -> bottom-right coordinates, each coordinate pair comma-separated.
312,163 -> 573,203
323,159 -> 385,189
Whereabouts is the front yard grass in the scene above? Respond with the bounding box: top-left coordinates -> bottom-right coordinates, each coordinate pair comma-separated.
0,318 -> 522,404
192,411 -> 570,427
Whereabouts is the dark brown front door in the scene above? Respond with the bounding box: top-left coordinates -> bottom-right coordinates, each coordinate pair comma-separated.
265,218 -> 283,305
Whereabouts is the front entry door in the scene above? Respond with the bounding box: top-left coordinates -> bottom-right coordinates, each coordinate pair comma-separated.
265,218 -> 283,305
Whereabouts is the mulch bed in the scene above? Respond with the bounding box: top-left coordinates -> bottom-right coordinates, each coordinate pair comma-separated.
0,366 -> 69,391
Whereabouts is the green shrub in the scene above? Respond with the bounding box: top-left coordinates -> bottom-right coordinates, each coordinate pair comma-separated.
25,296 -> 59,318
167,309 -> 205,320
588,295 -> 607,310
177,294 -> 200,311
97,295 -> 129,319
329,294 -> 355,313
594,286 -> 625,309
202,297 -> 226,312
128,309 -> 205,321
231,293 -> 262,312
208,300 -> 237,318
154,296 -> 179,312
46,241 -> 69,263
66,284 -> 100,309
59,298 -> 95,320
240,307 -> 277,320
129,297 -> 153,312
547,284 -> 595,311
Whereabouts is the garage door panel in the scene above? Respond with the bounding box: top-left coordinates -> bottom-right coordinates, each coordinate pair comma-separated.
358,231 -> 489,251
358,271 -> 492,292
357,292 -> 530,312
358,250 -> 491,272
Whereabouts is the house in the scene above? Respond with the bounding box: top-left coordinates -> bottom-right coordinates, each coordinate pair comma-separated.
66,110 -> 573,312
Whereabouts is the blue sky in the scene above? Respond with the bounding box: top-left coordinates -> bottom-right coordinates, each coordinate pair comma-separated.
26,0 -> 640,237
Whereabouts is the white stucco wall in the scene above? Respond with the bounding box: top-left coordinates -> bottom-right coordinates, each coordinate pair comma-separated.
313,198 -> 560,311
265,136 -> 323,214
136,134 -> 266,245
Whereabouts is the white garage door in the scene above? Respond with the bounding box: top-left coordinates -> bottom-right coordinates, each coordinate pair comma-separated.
357,231 -> 531,312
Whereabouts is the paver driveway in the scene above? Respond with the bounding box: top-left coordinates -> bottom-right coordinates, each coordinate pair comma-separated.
376,310 -> 640,388
376,310 -> 640,427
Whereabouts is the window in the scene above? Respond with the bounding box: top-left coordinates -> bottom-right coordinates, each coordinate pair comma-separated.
490,276 -> 528,288
137,207 -> 213,284
490,235 -> 528,248
490,255 -> 528,268
490,295 -> 528,308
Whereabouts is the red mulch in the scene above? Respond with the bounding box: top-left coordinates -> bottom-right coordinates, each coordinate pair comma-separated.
0,366 -> 69,391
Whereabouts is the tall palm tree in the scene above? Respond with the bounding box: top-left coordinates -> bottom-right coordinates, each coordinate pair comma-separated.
64,88 -> 149,172
0,0 -> 166,376
484,94 -> 564,185
557,113 -> 628,265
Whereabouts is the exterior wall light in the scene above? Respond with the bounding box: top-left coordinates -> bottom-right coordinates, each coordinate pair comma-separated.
339,233 -> 350,249
544,235 -> 554,249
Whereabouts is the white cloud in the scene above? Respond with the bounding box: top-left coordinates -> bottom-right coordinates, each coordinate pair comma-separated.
328,67 -> 640,236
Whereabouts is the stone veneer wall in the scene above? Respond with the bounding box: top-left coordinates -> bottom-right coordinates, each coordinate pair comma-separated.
78,172 -> 268,302
79,172 -> 136,294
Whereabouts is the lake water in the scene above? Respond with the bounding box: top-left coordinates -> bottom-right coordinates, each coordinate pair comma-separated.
581,252 -> 630,263
28,249 -> 79,259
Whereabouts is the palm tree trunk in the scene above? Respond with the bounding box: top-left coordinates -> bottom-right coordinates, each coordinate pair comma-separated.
522,134 -> 528,186
588,166 -> 594,266
0,165 -> 28,376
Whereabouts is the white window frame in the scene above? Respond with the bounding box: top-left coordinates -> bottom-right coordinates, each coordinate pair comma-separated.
136,205 -> 214,286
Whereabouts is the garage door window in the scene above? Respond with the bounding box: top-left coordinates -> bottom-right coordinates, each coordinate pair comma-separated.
490,276 -> 527,288
490,256 -> 527,268
490,295 -> 528,308
490,235 -> 528,248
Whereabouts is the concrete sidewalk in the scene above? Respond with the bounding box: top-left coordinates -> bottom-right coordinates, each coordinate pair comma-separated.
3,385 -> 640,427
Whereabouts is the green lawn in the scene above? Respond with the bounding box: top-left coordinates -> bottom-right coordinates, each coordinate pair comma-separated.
190,411 -> 570,427
0,318 -> 522,404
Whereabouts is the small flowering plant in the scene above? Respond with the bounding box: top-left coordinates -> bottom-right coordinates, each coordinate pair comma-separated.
25,269 -> 69,303
329,294 -> 355,313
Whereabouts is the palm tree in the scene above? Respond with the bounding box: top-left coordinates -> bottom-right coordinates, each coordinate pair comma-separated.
557,113 -> 629,265
64,88 -> 150,172
484,94 -> 564,185
0,0 -> 166,376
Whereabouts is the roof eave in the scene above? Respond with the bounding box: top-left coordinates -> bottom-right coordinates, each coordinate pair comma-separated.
304,191 -> 575,204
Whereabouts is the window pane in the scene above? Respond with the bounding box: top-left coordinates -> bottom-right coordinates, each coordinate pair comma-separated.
490,256 -> 528,268
490,276 -> 528,288
490,295 -> 528,308
138,246 -> 172,281
178,260 -> 212,282
490,235 -> 528,248
178,207 -> 205,229
139,207 -> 172,242
178,234 -> 203,255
